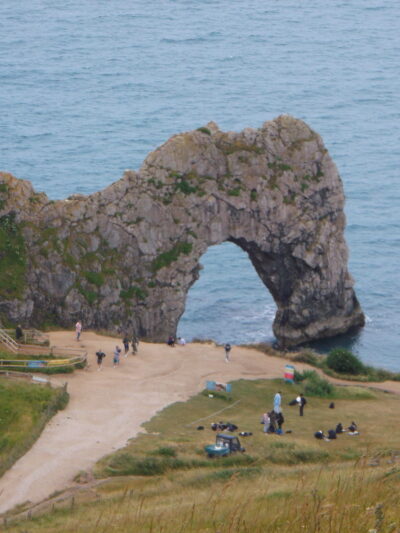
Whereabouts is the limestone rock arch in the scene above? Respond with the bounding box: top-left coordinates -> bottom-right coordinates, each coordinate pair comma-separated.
0,115 -> 364,346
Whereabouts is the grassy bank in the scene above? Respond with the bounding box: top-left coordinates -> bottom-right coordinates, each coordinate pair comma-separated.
0,377 -> 69,477
5,377 -> 400,532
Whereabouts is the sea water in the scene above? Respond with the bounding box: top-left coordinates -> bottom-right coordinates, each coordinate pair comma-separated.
1,1 -> 399,369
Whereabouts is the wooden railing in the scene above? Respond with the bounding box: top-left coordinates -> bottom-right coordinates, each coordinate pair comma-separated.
2,328 -> 49,346
0,355 -> 86,370
0,328 -> 18,353
0,328 -> 87,370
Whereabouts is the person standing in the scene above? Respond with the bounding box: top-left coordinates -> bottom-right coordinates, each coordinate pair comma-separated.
75,321 -> 82,341
131,335 -> 138,355
113,346 -> 121,367
122,335 -> 130,357
299,393 -> 307,416
262,412 -> 270,433
95,350 -> 106,371
273,391 -> 282,414
15,324 -> 23,342
224,343 -> 231,362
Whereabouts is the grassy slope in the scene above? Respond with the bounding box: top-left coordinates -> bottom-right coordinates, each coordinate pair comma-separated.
0,377 -> 68,476
6,378 -> 400,532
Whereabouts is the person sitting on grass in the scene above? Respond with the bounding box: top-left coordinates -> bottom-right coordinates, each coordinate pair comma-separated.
336,423 -> 344,434
348,421 -> 359,435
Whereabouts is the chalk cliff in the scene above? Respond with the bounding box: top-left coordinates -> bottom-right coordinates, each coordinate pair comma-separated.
0,115 -> 364,346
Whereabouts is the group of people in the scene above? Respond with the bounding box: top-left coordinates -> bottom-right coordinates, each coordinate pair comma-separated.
262,391 -> 307,435
73,321 -> 139,370
315,421 -> 359,441
167,336 -> 186,347
95,335 -> 139,370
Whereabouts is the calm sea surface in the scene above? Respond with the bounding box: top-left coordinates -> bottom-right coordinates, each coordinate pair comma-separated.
1,1 -> 399,368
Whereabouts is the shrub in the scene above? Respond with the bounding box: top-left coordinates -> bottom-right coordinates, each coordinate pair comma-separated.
151,446 -> 177,457
293,350 -> 319,366
197,127 -> 211,135
294,369 -> 316,383
302,371 -> 334,397
326,348 -> 365,375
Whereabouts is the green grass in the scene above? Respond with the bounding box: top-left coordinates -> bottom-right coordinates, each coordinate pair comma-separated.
83,271 -> 104,287
196,127 -> 211,135
0,378 -> 69,477
6,378 -> 400,532
151,242 -> 193,272
93,378 -> 390,481
119,285 -> 148,300
291,347 -> 400,383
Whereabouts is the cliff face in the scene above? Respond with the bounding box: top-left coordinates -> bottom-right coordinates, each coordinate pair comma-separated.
0,115 -> 364,346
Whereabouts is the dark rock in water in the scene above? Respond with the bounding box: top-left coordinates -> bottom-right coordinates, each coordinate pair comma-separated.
0,115 -> 364,346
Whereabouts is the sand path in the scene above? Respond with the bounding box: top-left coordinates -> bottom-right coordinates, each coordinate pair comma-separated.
0,331 -> 288,514
0,331 -> 399,514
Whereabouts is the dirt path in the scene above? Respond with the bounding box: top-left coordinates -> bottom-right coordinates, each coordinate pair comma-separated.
0,331 -> 399,514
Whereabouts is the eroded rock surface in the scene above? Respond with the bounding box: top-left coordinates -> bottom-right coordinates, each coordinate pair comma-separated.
0,115 -> 364,346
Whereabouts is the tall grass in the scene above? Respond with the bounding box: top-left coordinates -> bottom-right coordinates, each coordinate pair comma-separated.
10,464 -> 400,532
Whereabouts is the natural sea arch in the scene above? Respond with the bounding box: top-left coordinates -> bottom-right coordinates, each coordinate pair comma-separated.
177,242 -> 276,345
0,115 -> 364,347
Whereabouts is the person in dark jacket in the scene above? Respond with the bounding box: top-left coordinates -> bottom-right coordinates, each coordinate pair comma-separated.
15,324 -> 23,341
299,393 -> 307,416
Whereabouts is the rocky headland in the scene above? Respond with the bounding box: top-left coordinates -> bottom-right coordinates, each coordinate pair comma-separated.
0,115 -> 365,346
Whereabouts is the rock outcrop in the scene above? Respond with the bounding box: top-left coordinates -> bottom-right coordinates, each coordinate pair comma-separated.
0,115 -> 365,346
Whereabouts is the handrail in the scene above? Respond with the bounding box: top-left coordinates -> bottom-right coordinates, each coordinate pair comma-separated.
0,329 -> 87,371
0,328 -> 18,353
0,354 -> 86,369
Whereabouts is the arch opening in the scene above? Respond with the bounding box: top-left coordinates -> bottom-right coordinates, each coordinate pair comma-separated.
177,242 -> 276,345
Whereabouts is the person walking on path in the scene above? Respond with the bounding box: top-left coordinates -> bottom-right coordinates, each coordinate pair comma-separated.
75,321 -> 82,341
224,343 -> 231,362
122,335 -> 130,357
113,346 -> 121,367
299,393 -> 307,416
273,391 -> 282,414
95,350 -> 106,371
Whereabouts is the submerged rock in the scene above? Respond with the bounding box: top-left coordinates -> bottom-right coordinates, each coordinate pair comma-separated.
0,115 -> 364,346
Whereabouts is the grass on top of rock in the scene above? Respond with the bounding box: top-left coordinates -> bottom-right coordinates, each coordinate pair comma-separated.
12,377 -> 400,533
0,213 -> 27,298
151,242 -> 193,272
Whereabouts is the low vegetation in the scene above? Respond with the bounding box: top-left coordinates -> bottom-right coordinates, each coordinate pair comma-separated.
0,378 -> 69,477
6,378 -> 400,531
151,242 -> 193,272
0,213 -> 26,298
290,346 -> 400,382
